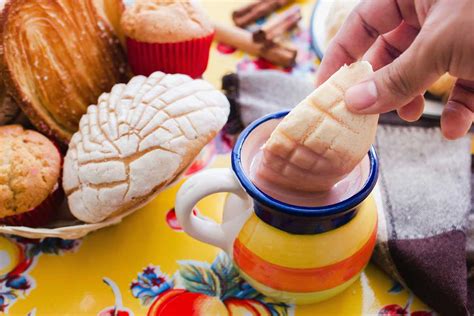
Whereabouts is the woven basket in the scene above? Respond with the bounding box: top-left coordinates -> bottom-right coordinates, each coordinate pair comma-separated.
0,162 -> 190,240
0,207 -> 138,239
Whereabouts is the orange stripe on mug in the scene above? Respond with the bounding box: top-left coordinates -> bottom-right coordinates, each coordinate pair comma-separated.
233,227 -> 376,293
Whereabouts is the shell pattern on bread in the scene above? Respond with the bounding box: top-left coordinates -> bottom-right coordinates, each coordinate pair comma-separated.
260,61 -> 378,192
63,72 -> 230,223
1,0 -> 129,143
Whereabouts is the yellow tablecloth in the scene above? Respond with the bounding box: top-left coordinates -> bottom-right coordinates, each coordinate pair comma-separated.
0,1 -> 436,315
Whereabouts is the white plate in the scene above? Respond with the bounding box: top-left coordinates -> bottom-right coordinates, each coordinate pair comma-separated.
309,0 -> 444,119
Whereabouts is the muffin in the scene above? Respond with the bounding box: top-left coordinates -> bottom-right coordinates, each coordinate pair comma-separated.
121,0 -> 214,78
0,125 -> 62,227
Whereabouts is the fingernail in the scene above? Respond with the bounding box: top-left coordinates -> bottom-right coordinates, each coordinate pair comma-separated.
345,80 -> 378,111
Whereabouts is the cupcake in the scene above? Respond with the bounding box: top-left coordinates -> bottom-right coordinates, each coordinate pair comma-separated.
0,125 -> 62,227
121,0 -> 214,78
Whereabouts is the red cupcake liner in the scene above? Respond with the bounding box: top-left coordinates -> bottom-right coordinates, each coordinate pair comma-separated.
0,185 -> 64,228
126,32 -> 214,78
0,185 -> 64,227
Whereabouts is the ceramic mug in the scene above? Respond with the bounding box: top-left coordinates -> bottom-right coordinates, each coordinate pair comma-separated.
176,111 -> 379,305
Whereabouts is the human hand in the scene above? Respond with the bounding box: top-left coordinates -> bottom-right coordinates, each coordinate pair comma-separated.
316,0 -> 474,139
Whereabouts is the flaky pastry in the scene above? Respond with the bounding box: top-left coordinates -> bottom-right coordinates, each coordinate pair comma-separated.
1,0 -> 129,143
0,79 -> 19,125
93,0 -> 126,45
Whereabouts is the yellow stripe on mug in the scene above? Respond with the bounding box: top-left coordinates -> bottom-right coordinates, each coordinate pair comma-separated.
237,197 -> 377,269
238,269 -> 363,305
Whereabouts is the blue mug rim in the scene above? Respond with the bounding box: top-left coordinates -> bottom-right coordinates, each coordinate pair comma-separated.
231,110 -> 379,218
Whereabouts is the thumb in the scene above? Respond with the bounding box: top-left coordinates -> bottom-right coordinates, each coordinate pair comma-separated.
345,33 -> 442,114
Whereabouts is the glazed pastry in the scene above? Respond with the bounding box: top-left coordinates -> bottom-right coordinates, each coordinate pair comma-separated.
93,0 -> 126,45
63,72 -> 230,223
0,125 -> 62,227
121,0 -> 214,78
0,0 -> 19,126
1,0 -> 129,143
259,61 -> 378,192
428,73 -> 455,101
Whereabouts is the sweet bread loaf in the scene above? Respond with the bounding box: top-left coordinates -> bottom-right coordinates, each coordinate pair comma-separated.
63,72 -> 230,223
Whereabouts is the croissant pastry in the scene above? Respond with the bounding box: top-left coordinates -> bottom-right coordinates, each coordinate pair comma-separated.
63,72 -> 230,223
92,0 -> 126,45
1,0 -> 129,142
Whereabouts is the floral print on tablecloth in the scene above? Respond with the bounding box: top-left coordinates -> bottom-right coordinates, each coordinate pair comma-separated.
0,237 -> 79,312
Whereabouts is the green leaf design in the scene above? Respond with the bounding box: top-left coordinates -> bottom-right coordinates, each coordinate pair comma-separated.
259,296 -> 291,316
211,252 -> 242,300
141,295 -> 156,306
178,261 -> 221,297
177,254 -> 290,316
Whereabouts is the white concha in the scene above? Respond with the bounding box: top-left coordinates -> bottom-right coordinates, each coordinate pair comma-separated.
63,72 -> 230,223
260,61 -> 378,192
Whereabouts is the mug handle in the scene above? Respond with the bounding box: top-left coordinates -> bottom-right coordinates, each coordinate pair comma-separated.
175,168 -> 249,251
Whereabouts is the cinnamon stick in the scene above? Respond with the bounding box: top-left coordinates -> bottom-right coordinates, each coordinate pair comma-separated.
232,0 -> 292,28
253,5 -> 301,43
214,22 -> 296,68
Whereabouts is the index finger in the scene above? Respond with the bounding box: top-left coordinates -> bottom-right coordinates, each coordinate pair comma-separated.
316,0 -> 403,85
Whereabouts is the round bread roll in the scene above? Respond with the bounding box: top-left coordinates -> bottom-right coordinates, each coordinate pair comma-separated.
63,72 -> 230,223
0,125 -> 61,217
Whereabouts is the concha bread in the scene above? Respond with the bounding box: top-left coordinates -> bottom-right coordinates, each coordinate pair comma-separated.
63,72 -> 230,223
1,0 -> 129,143
260,61 -> 378,192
